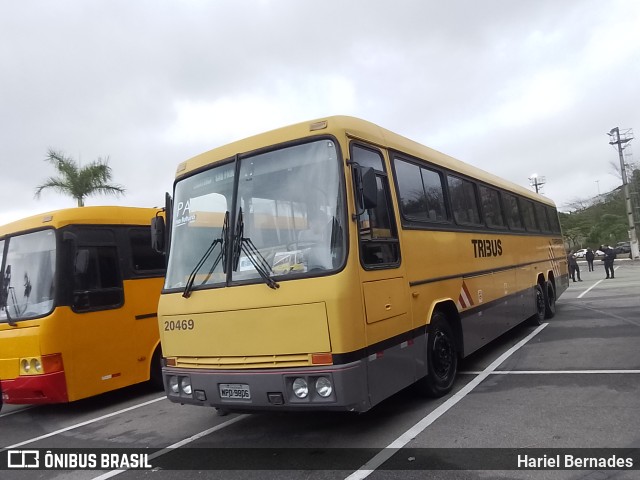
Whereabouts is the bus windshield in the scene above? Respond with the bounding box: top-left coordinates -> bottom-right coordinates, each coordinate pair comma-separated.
165,139 -> 346,291
0,229 -> 56,322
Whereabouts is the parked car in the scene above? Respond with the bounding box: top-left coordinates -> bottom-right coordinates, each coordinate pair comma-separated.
572,248 -> 604,258
615,242 -> 631,254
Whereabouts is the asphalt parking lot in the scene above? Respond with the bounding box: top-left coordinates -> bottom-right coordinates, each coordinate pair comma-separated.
1,260 -> 639,480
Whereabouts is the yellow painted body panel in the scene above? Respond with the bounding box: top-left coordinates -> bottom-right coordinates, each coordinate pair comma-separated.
162,302 -> 330,358
160,266 -> 367,362
66,277 -> 164,400
0,206 -> 161,235
362,278 -> 408,324
0,325 -> 40,379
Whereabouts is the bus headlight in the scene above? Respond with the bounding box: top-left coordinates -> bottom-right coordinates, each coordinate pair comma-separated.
168,375 -> 179,394
31,358 -> 42,373
21,358 -> 30,373
180,377 -> 192,396
315,377 -> 333,398
292,378 -> 308,398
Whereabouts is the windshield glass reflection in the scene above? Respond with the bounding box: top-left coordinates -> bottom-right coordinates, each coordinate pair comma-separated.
165,139 -> 346,291
0,229 -> 56,322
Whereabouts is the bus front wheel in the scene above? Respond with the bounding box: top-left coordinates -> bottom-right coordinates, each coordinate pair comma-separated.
529,284 -> 546,326
149,347 -> 164,389
544,281 -> 556,319
417,312 -> 458,398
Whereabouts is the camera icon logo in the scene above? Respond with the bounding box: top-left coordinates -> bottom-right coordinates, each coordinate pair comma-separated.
7,450 -> 40,468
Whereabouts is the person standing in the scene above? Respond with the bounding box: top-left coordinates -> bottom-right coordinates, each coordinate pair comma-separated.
585,248 -> 595,272
567,251 -> 582,282
601,244 -> 616,279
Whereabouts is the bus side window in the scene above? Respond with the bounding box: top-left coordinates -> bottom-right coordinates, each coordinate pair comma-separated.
520,199 -> 539,232
72,246 -> 123,312
351,144 -> 400,268
503,193 -> 524,231
447,175 -> 481,226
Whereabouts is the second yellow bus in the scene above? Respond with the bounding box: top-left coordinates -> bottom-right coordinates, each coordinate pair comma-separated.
0,206 -> 165,409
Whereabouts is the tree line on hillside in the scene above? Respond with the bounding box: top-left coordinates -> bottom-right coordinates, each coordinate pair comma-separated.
560,168 -> 640,249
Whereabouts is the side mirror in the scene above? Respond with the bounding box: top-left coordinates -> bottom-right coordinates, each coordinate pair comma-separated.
151,215 -> 166,253
352,165 -> 378,219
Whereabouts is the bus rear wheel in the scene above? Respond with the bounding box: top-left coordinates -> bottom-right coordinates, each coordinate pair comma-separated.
417,312 -> 457,397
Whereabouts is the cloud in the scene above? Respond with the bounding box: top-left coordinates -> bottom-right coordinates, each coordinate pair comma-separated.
1,0 -> 639,229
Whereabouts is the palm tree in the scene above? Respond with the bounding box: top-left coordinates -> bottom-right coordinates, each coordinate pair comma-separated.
35,149 -> 125,207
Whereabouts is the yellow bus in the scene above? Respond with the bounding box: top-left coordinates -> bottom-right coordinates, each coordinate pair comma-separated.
155,116 -> 568,413
0,206 -> 165,409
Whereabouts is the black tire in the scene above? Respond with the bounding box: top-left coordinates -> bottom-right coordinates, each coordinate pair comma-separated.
544,281 -> 556,319
416,311 -> 458,397
149,347 -> 164,389
529,283 -> 546,326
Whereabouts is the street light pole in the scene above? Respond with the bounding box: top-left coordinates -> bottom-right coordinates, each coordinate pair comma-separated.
608,127 -> 638,259
529,173 -> 545,194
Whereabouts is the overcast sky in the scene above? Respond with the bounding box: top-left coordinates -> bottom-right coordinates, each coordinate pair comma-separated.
1,0 -> 639,226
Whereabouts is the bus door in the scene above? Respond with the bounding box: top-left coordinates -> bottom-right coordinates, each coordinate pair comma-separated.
350,143 -> 413,405
66,227 -> 134,399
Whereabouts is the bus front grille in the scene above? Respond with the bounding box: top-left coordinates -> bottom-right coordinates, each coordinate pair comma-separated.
175,353 -> 313,369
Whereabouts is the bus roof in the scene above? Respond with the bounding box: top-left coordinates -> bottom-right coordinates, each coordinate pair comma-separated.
0,206 -> 161,237
177,115 -> 556,208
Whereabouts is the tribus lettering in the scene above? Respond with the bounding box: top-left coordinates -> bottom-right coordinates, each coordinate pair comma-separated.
472,239 -> 503,258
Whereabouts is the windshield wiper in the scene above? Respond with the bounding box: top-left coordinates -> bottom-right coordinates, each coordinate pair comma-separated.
182,211 -> 229,298
232,208 -> 279,290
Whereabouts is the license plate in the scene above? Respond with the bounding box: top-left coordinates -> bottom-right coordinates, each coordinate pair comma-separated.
219,383 -> 251,400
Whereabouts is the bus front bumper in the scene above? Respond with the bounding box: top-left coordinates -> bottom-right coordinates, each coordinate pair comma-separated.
162,361 -> 369,412
0,371 -> 69,405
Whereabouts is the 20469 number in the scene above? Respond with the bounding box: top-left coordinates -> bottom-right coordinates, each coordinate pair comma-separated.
164,319 -> 195,331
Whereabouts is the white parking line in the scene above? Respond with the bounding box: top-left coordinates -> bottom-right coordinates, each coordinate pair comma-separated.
460,369 -> 640,375
577,279 -> 603,298
1,396 -> 166,451
344,323 -> 548,480
91,414 -> 249,480
578,266 -> 620,299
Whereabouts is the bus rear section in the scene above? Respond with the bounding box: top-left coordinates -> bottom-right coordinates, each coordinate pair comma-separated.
0,207 -> 166,408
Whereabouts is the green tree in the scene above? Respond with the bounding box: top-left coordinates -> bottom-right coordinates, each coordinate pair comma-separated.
35,149 -> 125,207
